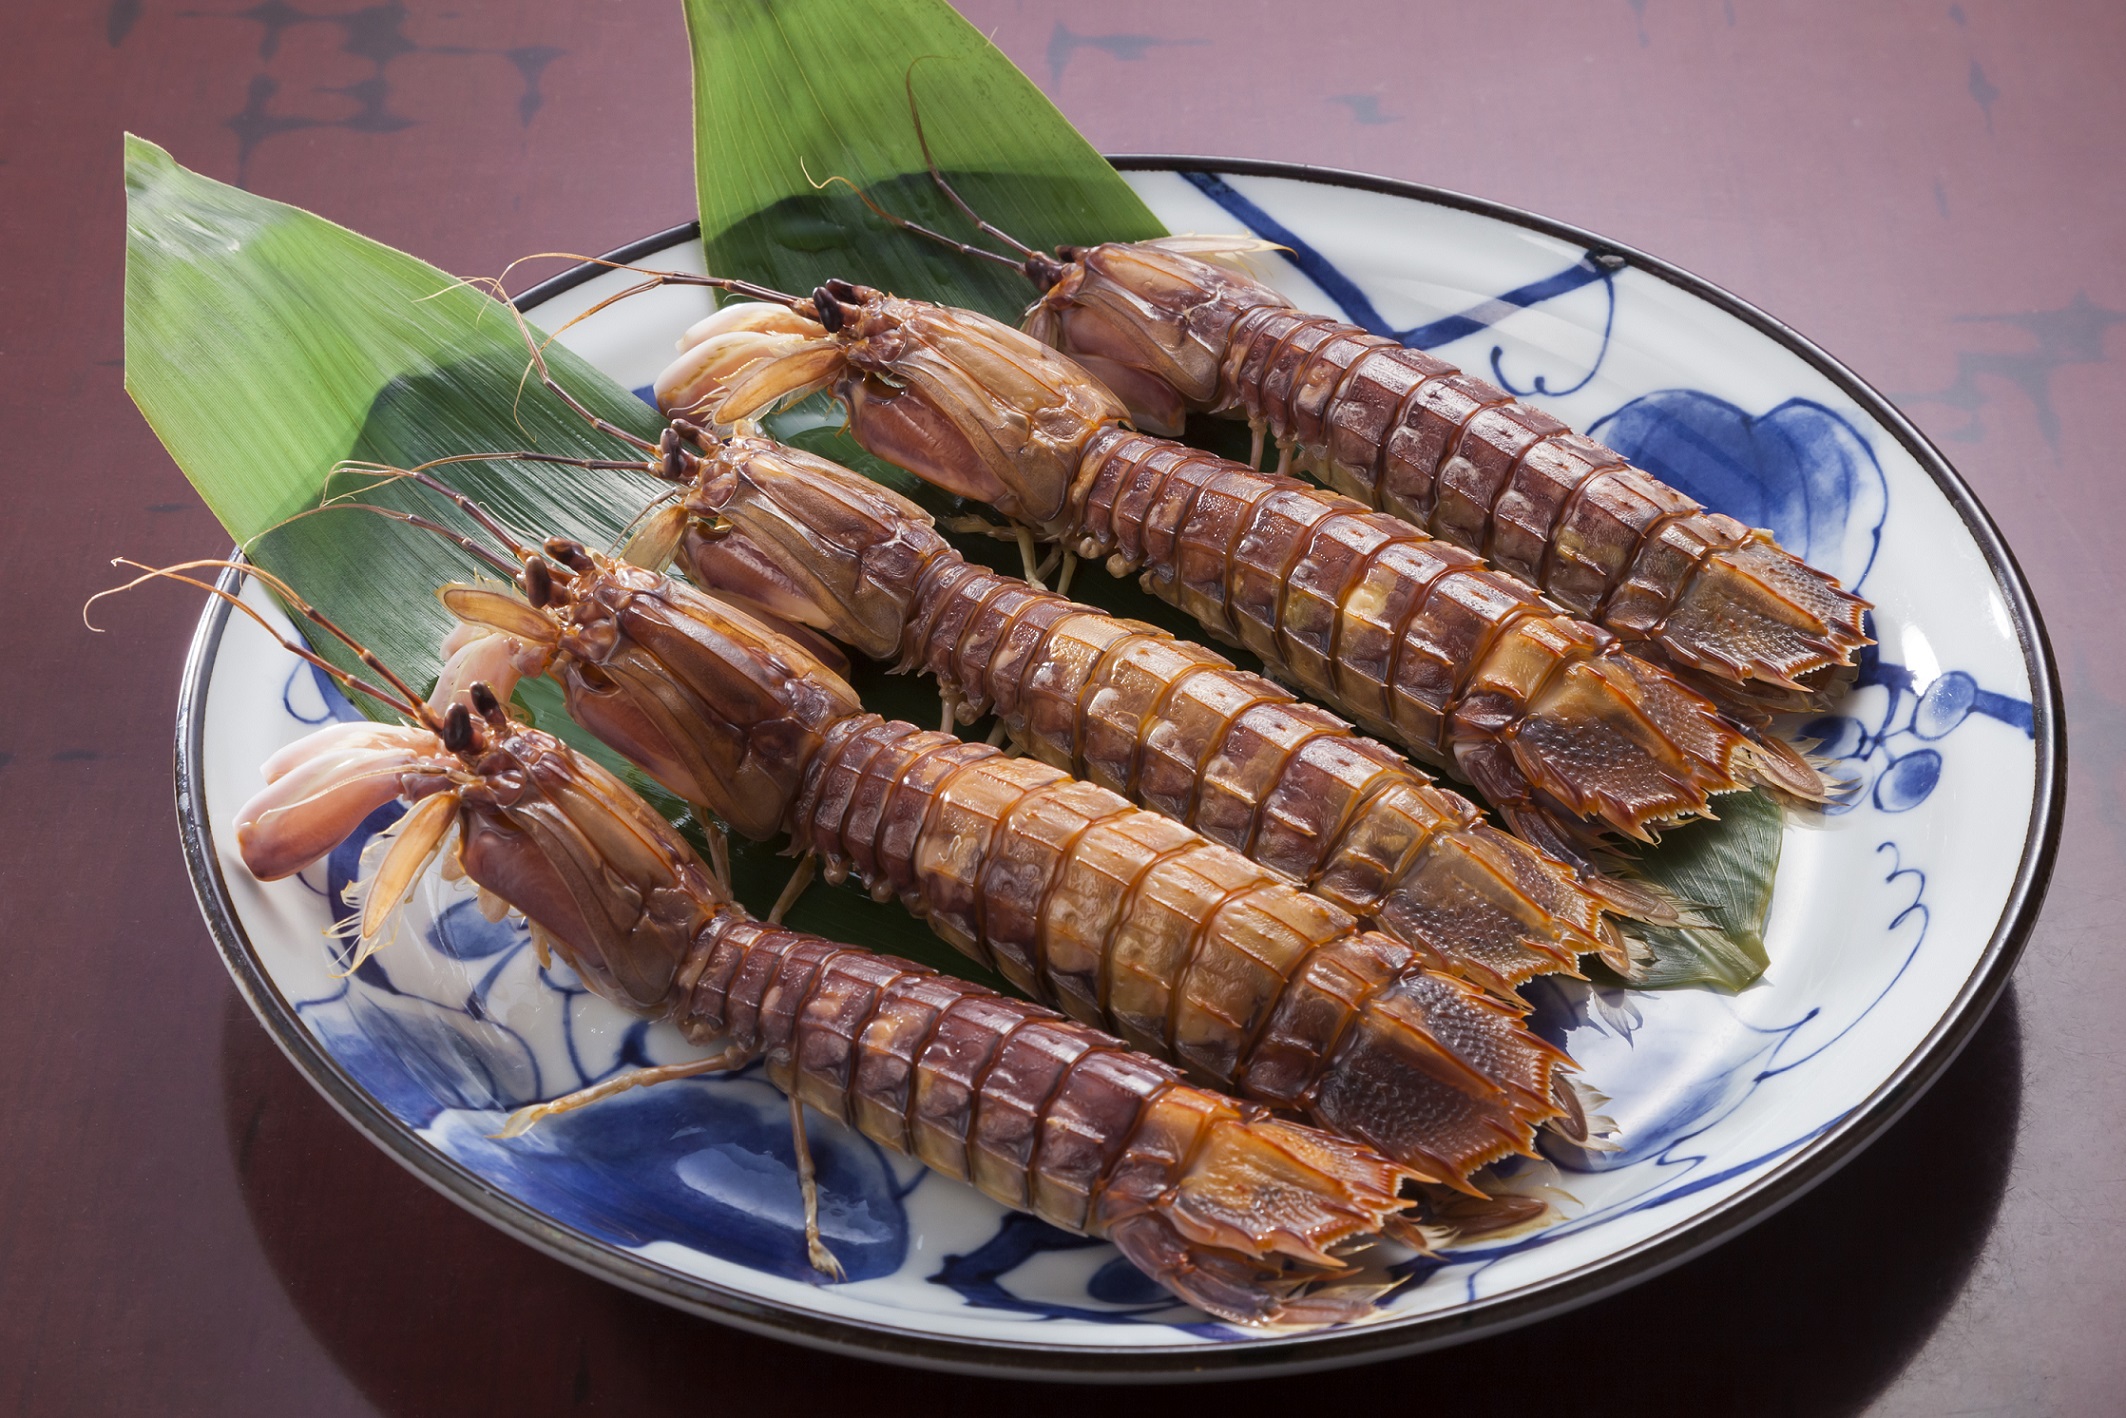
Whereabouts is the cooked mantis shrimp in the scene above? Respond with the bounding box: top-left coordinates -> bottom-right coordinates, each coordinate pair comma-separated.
640,273 -> 1826,870
344,344 -> 1660,993
346,509 -> 1571,1187
109,558 -> 1429,1329
835,141 -> 1870,718
605,424 -> 1669,995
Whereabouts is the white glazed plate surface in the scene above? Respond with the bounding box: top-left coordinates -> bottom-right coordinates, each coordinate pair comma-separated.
177,161 -> 2060,1378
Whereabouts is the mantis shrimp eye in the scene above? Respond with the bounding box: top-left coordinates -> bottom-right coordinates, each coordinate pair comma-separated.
811,278 -> 869,332
469,680 -> 506,724
521,557 -> 555,608
809,287 -> 847,334
657,425 -> 701,482
442,701 -> 477,754
1024,251 -> 1068,289
542,537 -> 594,573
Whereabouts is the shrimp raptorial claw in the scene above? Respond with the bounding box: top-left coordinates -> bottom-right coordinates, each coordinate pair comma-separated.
236,721 -> 451,881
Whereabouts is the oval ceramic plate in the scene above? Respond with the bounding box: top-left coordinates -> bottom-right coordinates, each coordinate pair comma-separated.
177,160 -> 2061,1379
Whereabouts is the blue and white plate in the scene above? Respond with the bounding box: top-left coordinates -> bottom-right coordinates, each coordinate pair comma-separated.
177,161 -> 2060,1378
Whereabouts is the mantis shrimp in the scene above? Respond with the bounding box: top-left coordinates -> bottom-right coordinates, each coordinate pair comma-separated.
102,558 -> 1431,1329
341,320 -> 1662,996
288,486 -> 1573,1188
830,129 -> 1871,720
590,424 -> 1667,996
636,270 -> 1827,872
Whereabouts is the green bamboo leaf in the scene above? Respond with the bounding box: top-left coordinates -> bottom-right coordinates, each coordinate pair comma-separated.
1620,789 -> 1785,991
122,135 -> 1004,984
124,134 -> 665,688
685,0 -> 1165,319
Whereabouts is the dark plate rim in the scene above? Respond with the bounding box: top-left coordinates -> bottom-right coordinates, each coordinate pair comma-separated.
176,156 -> 2064,1381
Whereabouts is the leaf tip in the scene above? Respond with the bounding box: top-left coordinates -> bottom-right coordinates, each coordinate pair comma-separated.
123,132 -> 175,184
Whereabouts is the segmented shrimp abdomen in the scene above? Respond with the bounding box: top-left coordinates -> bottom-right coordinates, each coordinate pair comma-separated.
1023,1042 -> 1179,1230
886,548 -> 1615,989
679,911 -> 1419,1325
1223,308 -> 1869,709
787,717 -> 1566,1182
1066,426 -> 1786,848
687,913 -> 1100,1206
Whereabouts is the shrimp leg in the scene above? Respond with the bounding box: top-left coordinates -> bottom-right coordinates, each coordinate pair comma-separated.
788,1092 -> 846,1280
495,1046 -> 751,1138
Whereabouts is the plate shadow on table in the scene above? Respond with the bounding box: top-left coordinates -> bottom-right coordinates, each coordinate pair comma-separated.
222,980 -> 2022,1415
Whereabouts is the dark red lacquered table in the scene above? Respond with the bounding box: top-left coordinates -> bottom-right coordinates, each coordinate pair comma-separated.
1,2 -> 2114,1411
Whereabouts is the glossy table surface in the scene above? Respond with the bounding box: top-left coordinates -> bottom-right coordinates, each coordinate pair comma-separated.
1,2 -> 2116,1411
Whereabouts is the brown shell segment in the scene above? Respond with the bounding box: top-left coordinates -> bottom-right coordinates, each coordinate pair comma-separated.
786,715 -> 1566,1184
1216,304 -> 1870,713
672,911 -> 1418,1323
890,539 -> 1614,992
1066,426 -> 1759,858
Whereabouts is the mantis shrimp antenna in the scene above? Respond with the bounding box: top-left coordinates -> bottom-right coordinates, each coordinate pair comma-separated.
87,557 -> 442,733
803,67 -> 1072,290
904,63 -> 1042,261
88,556 -> 485,962
807,169 -> 1025,273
